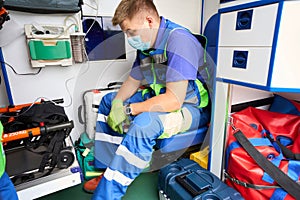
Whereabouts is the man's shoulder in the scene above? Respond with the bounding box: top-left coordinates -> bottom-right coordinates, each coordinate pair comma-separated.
167,29 -> 200,50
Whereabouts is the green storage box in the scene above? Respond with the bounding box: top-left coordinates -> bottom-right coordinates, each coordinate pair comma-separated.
28,40 -> 71,60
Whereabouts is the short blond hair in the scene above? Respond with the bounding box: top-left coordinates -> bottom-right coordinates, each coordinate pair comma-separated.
112,0 -> 159,26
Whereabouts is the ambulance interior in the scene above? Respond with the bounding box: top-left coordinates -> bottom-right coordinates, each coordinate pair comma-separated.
0,0 -> 299,199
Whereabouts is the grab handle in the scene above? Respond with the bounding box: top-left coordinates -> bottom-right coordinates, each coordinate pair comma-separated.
175,172 -> 210,197
236,10 -> 253,30
232,50 -> 248,69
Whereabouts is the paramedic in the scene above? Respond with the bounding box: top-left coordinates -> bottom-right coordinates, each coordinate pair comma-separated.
87,0 -> 210,199
0,121 -> 19,200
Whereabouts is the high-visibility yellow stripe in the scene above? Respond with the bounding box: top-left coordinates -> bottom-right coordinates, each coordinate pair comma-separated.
0,122 -> 5,177
86,171 -> 103,177
195,79 -> 209,108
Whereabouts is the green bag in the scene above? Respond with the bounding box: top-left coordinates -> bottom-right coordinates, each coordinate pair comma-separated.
74,132 -> 102,180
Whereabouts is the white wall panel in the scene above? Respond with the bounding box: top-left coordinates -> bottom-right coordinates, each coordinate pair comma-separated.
154,0 -> 201,33
1,0 -> 203,140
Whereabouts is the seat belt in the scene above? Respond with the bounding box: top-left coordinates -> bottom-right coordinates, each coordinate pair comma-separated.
233,130 -> 300,199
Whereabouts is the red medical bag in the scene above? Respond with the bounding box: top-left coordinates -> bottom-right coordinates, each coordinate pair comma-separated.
225,106 -> 300,200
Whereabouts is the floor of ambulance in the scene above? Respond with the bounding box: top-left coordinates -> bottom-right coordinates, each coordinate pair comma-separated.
36,172 -> 159,200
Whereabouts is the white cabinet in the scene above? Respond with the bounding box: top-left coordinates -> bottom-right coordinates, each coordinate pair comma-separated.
210,0 -> 300,178
219,3 -> 278,46
217,47 -> 272,85
216,1 -> 300,92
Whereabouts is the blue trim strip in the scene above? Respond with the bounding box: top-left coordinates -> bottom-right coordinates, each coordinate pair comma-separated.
288,160 -> 300,181
219,0 -> 282,13
0,48 -> 14,105
220,0 -> 236,4
214,13 -> 220,64
208,13 -> 221,172
267,1 -> 283,87
270,189 -> 287,200
216,78 -> 300,93
200,0 -> 204,34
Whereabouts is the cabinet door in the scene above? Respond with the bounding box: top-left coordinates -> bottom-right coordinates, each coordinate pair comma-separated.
217,47 -> 272,86
219,3 -> 278,47
270,1 -> 300,90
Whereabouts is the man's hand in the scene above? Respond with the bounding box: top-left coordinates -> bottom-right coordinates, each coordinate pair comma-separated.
107,99 -> 127,134
130,81 -> 188,115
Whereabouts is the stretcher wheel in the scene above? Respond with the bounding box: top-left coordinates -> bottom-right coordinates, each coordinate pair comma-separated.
57,147 -> 75,169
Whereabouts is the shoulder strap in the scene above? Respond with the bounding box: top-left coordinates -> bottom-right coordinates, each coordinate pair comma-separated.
233,130 -> 300,199
271,136 -> 300,160
278,143 -> 300,160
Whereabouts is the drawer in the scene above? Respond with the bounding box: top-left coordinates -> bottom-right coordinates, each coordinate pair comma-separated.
217,47 -> 272,86
219,3 -> 278,47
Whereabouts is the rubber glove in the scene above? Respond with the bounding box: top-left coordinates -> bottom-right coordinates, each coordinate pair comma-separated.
107,99 -> 128,134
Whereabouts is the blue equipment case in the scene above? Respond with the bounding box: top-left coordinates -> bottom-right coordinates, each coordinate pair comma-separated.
158,158 -> 244,200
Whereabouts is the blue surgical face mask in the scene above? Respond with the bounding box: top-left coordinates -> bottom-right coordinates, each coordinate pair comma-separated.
127,35 -> 151,51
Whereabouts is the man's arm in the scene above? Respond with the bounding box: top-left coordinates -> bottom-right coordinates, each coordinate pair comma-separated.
130,80 -> 188,115
114,76 -> 141,101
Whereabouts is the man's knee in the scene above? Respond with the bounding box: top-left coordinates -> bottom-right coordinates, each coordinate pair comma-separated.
127,112 -> 163,140
99,92 -> 117,114
132,112 -> 161,128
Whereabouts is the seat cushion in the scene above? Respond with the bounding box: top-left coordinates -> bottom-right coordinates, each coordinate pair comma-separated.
155,126 -> 208,153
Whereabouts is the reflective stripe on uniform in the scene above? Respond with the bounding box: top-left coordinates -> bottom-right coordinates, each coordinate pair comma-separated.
195,79 -> 209,108
183,96 -> 199,105
97,113 -> 106,122
140,54 -> 167,66
139,26 -> 209,108
115,145 -> 149,169
104,167 -> 134,186
158,107 -> 193,139
95,133 -> 123,145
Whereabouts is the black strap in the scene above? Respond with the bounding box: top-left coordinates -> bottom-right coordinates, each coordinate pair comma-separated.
276,140 -> 300,161
234,130 -> 300,199
38,130 -> 68,172
107,81 -> 123,88
50,131 -> 65,167
264,133 -> 300,161
224,171 -> 283,190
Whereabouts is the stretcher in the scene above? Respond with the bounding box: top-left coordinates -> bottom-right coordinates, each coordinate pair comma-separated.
0,100 -> 75,183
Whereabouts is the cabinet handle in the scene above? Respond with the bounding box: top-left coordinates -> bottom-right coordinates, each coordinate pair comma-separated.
232,51 -> 248,69
236,10 -> 253,30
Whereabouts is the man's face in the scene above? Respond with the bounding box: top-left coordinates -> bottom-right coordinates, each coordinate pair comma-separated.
120,14 -> 152,44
